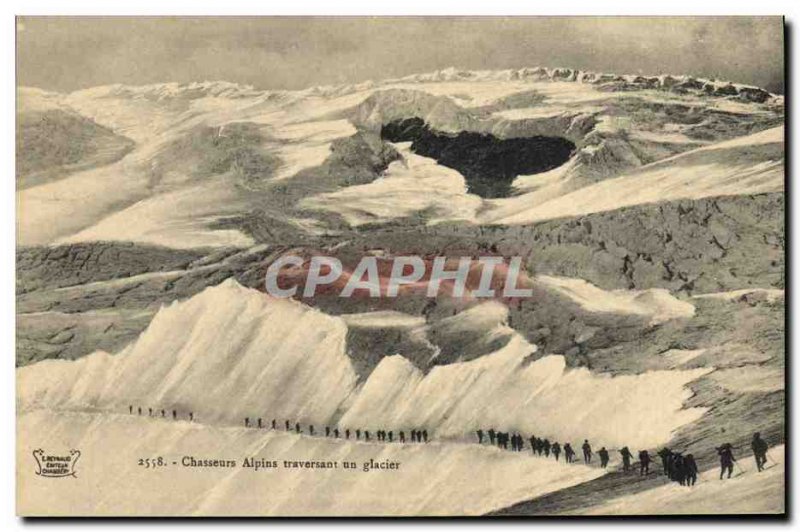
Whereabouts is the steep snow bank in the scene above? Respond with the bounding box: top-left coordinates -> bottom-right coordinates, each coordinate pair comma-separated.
18,280 -> 708,450
18,279 -> 359,425
342,335 -> 709,450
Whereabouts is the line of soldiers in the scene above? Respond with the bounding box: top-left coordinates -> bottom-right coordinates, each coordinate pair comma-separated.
478,430 -> 609,468
477,428 -> 774,485
129,405 -> 194,422
128,406 -> 772,482
241,417 -> 431,444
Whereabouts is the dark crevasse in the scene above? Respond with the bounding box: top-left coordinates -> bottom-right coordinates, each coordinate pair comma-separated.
380,117 -> 576,199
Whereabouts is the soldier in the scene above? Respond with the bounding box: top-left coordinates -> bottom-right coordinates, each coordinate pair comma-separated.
172,409 -> 177,420
411,430 -> 416,442
295,422 -> 301,434
619,446 -> 633,472
477,429 -> 484,444
245,417 -> 250,428
138,407 -> 142,416
564,443 -> 575,463
598,447 -> 609,468
364,430 -> 370,441
309,425 -> 315,436
334,428 -> 340,438
257,418 -> 262,429
488,429 -> 496,446
326,426 -> 331,437
189,412 -> 194,422
161,409 -> 166,418
717,443 -> 736,479
582,439 -> 593,464
388,431 -> 393,442
684,453 -> 699,486
638,450 -> 651,476
149,408 -> 153,417
529,435 -> 536,453
356,429 -> 361,440
423,430 -> 428,443
285,420 -> 290,431
129,405 -> 133,414
657,447 -> 672,476
399,431 -> 405,443
752,432 -> 769,472
552,442 -> 561,461
543,438 -> 551,457
345,429 -> 350,440
272,419 -> 276,429
672,452 -> 686,485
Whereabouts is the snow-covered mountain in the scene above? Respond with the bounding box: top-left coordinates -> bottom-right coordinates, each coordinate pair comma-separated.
16,67 -> 784,516
17,67 -> 783,248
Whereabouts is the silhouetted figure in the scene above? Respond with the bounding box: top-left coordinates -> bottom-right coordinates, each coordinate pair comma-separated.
388,431 -> 394,442
161,409 -> 165,418
752,432 -> 768,472
245,417 -> 250,428
423,430 -> 428,443
552,442 -> 561,461
257,418 -> 262,428
684,454 -> 699,486
295,423 -> 301,434
488,429 -> 496,445
543,438 -> 551,457
657,447 -> 672,475
717,443 -> 736,479
672,452 -> 686,485
172,409 -> 177,420
365,430 -> 370,441
529,435 -> 536,453
598,447 -> 609,468
272,419 -> 276,429
189,412 -> 194,422
620,447 -> 633,472
129,405 -> 133,414
411,430 -> 416,442
149,408 -> 153,417
138,407 -> 142,416
477,429 -> 484,444
334,428 -> 340,438
346,429 -> 350,440
285,420 -> 290,430
564,443 -> 575,463
326,426 -> 331,437
639,450 -> 651,476
309,425 -> 315,436
399,431 -> 405,443
582,440 -> 592,464
356,429 -> 361,440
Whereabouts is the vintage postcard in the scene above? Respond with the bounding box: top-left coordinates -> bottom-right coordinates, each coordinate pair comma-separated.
15,16 -> 785,516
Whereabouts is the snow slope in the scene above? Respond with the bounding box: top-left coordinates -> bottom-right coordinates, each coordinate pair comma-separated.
17,410 -> 605,516
578,445 -> 785,515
